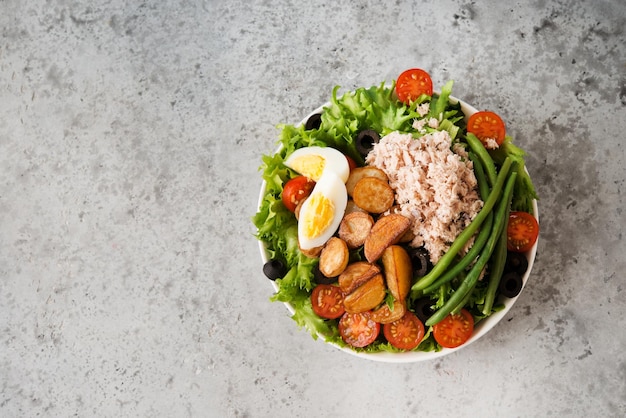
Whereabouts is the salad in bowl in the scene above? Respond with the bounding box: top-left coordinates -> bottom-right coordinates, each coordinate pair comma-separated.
254,69 -> 539,362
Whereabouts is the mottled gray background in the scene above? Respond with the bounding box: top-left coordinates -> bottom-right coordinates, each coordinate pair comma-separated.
1,0 -> 625,417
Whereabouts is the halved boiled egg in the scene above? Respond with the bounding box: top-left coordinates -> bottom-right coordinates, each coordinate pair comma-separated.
284,146 -> 350,183
298,171 -> 348,250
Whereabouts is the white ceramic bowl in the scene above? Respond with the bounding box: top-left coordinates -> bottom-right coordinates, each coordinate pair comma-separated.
257,96 -> 538,363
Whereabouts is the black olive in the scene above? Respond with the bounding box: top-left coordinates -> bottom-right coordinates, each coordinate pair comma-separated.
263,259 -> 287,281
498,271 -> 523,298
505,251 -> 529,275
412,297 -> 435,324
313,264 -> 337,284
304,113 -> 322,130
355,129 -> 381,158
406,247 -> 431,278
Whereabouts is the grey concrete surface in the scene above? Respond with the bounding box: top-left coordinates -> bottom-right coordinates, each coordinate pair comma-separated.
1,0 -> 625,416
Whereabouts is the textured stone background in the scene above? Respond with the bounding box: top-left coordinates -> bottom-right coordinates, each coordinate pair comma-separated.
1,0 -> 625,416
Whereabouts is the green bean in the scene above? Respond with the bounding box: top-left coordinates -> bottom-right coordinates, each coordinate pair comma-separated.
482,175 -> 515,315
452,278 -> 476,315
470,152 -> 491,202
421,154 -> 492,295
411,157 -> 512,292
425,170 -> 517,327
466,133 -> 497,187
422,213 -> 492,294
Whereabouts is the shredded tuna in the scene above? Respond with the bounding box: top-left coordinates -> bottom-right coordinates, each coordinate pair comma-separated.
484,137 -> 500,149
412,119 -> 427,133
416,103 -> 430,117
427,117 -> 439,129
365,130 -> 483,264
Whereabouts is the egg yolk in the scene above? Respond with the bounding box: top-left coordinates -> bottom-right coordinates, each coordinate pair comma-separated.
288,155 -> 326,181
301,193 -> 335,238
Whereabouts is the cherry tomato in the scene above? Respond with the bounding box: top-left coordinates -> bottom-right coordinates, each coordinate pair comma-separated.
281,176 -> 315,212
507,211 -> 539,252
310,284 -> 345,319
467,111 -> 506,146
432,308 -> 474,348
395,68 -> 433,105
383,311 -> 425,351
338,311 -> 380,348
345,155 -> 358,172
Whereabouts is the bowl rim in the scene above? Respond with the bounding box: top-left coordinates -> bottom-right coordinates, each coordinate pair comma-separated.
256,95 -> 539,363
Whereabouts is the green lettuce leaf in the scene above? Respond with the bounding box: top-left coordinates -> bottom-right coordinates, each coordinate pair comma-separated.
429,80 -> 454,121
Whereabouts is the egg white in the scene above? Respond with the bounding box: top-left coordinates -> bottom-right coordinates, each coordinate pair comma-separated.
284,146 -> 350,183
298,171 -> 348,250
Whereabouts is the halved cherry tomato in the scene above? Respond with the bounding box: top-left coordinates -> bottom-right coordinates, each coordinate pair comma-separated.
395,68 -> 433,105
345,155 -> 358,172
467,111 -> 506,146
507,211 -> 539,252
281,175 -> 315,212
383,311 -> 425,351
311,284 -> 345,319
338,311 -> 380,348
432,308 -> 474,348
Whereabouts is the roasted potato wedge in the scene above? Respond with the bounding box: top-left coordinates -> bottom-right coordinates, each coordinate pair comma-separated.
352,177 -> 395,214
364,214 -> 411,263
344,199 -> 367,216
343,273 -> 386,314
381,245 -> 413,301
318,237 -> 349,278
384,206 -> 415,243
397,228 -> 415,243
338,212 -> 375,249
370,300 -> 406,324
300,244 -> 323,258
338,261 -> 380,294
345,166 -> 389,196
